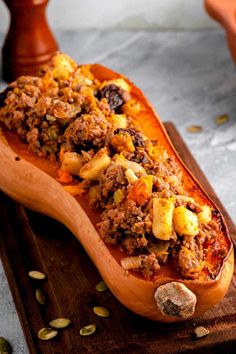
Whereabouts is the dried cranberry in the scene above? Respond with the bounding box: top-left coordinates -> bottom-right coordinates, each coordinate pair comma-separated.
100,84 -> 125,112
212,209 -> 220,217
0,87 -> 12,108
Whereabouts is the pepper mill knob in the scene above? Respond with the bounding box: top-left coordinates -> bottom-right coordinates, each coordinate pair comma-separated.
2,0 -> 58,82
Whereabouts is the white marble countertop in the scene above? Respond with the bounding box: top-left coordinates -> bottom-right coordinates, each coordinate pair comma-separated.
0,29 -> 235,353
0,0 -> 218,32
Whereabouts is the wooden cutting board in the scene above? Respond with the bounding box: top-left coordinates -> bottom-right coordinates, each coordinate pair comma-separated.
0,122 -> 235,354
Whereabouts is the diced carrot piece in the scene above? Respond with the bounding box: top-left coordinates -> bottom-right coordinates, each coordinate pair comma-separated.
56,170 -> 73,184
128,175 -> 153,206
59,147 -> 66,161
64,182 -> 88,196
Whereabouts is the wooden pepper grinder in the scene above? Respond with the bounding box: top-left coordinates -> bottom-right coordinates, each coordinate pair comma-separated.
2,0 -> 58,82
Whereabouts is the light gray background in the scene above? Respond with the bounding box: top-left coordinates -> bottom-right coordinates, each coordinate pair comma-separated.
0,1 -> 235,353
0,0 -> 217,32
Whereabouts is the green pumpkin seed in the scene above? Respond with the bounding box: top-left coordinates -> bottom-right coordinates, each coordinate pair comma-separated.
36,288 -> 47,305
42,145 -> 55,154
49,318 -> 71,329
28,270 -> 46,280
0,337 -> 12,353
186,125 -> 203,133
95,281 -> 108,292
48,126 -> 59,140
93,306 -> 110,318
215,114 -> 229,125
79,324 -> 96,336
38,328 -> 58,341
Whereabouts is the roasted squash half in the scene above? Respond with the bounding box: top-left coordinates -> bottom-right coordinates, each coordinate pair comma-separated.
0,53 -> 233,322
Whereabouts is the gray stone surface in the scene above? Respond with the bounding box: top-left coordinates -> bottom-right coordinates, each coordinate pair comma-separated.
0,29 -> 235,353
0,0 -> 218,33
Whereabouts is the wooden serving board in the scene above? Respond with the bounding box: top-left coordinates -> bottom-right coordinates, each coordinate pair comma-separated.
0,122 -> 235,354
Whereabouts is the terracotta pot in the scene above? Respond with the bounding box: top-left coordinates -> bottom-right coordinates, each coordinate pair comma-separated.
205,0 -> 236,64
2,0 -> 58,82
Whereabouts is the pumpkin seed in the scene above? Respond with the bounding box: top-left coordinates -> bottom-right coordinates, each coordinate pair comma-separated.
194,326 -> 210,338
79,324 -> 96,336
38,328 -> 58,341
0,337 -> 12,353
95,281 -> 108,292
48,126 -> 59,140
28,270 -> 46,280
186,125 -> 203,133
49,318 -> 71,329
36,288 -> 47,305
215,114 -> 229,125
93,306 -> 110,318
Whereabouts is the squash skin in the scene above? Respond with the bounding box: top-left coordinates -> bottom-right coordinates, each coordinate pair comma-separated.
0,64 -> 234,322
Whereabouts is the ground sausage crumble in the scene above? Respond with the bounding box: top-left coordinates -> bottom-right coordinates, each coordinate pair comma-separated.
0,53 -> 229,281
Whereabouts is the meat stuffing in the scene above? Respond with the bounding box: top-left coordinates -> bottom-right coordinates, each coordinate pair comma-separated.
0,53 -> 229,281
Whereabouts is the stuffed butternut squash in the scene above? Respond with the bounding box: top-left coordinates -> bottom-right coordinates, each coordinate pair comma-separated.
0,53 -> 233,322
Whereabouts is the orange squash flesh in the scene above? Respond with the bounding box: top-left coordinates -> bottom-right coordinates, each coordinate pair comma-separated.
0,63 -> 234,323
